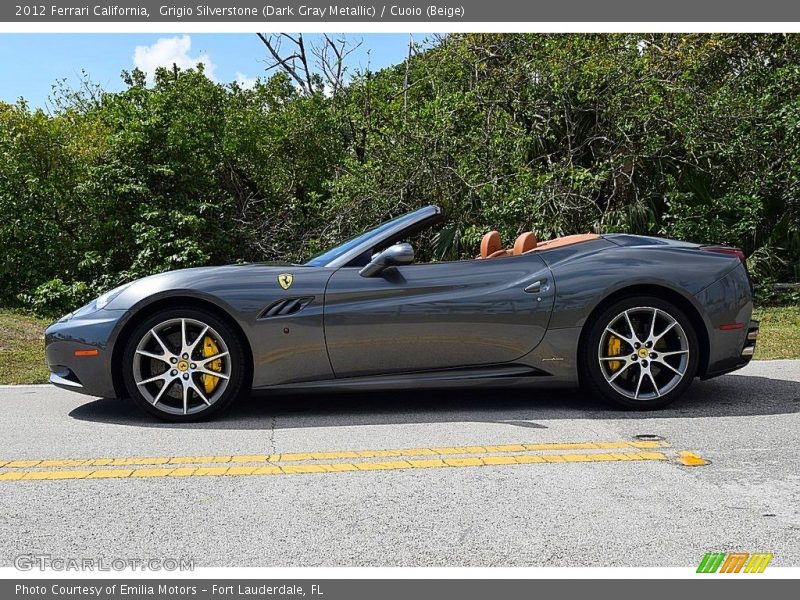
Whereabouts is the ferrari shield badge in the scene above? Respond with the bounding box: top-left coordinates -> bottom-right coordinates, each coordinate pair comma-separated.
278,273 -> 294,290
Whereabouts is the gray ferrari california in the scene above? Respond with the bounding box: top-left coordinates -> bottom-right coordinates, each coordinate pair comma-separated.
45,205 -> 758,421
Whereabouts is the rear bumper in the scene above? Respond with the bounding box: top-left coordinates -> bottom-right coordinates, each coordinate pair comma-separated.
694,262 -> 758,380
740,320 -> 759,359
703,319 -> 759,379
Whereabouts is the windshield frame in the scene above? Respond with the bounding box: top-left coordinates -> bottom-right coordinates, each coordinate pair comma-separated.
304,205 -> 443,268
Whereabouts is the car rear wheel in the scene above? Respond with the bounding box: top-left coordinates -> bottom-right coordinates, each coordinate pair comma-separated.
122,308 -> 247,421
581,296 -> 699,410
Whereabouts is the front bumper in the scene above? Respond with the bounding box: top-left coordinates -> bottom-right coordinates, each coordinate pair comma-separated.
44,309 -> 128,398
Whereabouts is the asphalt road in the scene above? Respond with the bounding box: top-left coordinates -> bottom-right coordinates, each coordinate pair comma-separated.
1,360 -> 799,568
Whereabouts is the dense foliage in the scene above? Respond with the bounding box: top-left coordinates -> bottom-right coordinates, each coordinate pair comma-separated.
2,34 -> 799,315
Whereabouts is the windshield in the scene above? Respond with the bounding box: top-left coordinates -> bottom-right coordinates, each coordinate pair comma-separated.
304,208 -> 431,267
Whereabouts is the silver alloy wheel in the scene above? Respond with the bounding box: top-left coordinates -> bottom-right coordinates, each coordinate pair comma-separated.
597,306 -> 690,401
132,317 -> 231,416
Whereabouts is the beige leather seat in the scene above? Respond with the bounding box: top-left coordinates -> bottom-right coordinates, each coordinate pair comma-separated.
479,231 -> 509,259
513,232 -> 538,255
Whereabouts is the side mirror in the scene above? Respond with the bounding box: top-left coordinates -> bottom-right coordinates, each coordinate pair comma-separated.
359,243 -> 415,277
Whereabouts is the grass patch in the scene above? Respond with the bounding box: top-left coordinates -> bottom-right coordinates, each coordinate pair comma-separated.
0,305 -> 798,385
753,305 -> 800,360
0,309 -> 51,385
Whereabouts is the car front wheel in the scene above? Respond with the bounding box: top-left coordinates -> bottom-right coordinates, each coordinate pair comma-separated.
581,296 -> 700,410
122,307 -> 247,421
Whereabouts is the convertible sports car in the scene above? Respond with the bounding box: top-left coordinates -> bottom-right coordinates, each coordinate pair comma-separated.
45,205 -> 758,421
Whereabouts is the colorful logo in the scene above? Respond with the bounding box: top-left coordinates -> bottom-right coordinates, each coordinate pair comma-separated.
697,552 -> 773,573
277,273 -> 294,290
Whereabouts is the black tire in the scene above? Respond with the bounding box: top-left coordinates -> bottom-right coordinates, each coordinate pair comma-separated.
122,307 -> 248,422
580,295 -> 700,410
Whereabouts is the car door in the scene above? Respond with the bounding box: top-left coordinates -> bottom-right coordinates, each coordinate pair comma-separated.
323,254 -> 555,378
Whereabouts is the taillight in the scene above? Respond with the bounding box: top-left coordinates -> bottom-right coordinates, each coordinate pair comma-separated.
702,246 -> 747,266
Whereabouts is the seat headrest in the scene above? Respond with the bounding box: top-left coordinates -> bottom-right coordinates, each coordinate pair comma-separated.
513,232 -> 538,255
480,231 -> 502,259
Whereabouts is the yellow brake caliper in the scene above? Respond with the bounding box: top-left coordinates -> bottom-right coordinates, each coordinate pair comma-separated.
607,335 -> 623,372
202,336 -> 223,394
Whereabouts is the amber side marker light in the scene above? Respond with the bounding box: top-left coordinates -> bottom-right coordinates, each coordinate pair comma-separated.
74,349 -> 99,357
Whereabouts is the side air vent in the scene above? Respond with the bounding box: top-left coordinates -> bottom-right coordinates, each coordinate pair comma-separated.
258,297 -> 314,319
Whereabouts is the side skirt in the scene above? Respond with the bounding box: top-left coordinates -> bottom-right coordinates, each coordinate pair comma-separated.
255,364 -> 576,394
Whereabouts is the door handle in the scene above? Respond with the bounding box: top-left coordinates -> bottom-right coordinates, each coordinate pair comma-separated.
524,279 -> 548,294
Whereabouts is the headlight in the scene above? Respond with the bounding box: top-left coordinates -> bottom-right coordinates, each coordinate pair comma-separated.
68,283 -> 132,319
95,283 -> 131,309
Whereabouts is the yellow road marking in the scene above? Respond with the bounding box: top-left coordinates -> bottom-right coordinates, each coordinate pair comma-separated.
355,460 -> 412,471
226,466 -> 258,476
0,451 -> 672,482
23,470 -> 94,480
510,455 -> 546,464
481,456 -> 517,466
408,459 -> 447,468
131,468 -> 175,477
0,439 -> 670,470
231,454 -> 270,462
638,452 -> 668,461
86,469 -> 134,479
192,467 -> 229,476
251,466 -> 283,475
485,444 -> 526,452
675,451 -> 710,467
4,460 -> 41,468
279,452 -> 315,461
169,455 -> 232,464
38,459 -> 91,468
443,457 -> 484,467
283,464 -> 330,474
168,467 -> 198,477
323,463 -> 359,472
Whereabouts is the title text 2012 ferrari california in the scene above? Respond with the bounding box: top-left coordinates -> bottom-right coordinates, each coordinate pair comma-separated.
45,205 -> 758,421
